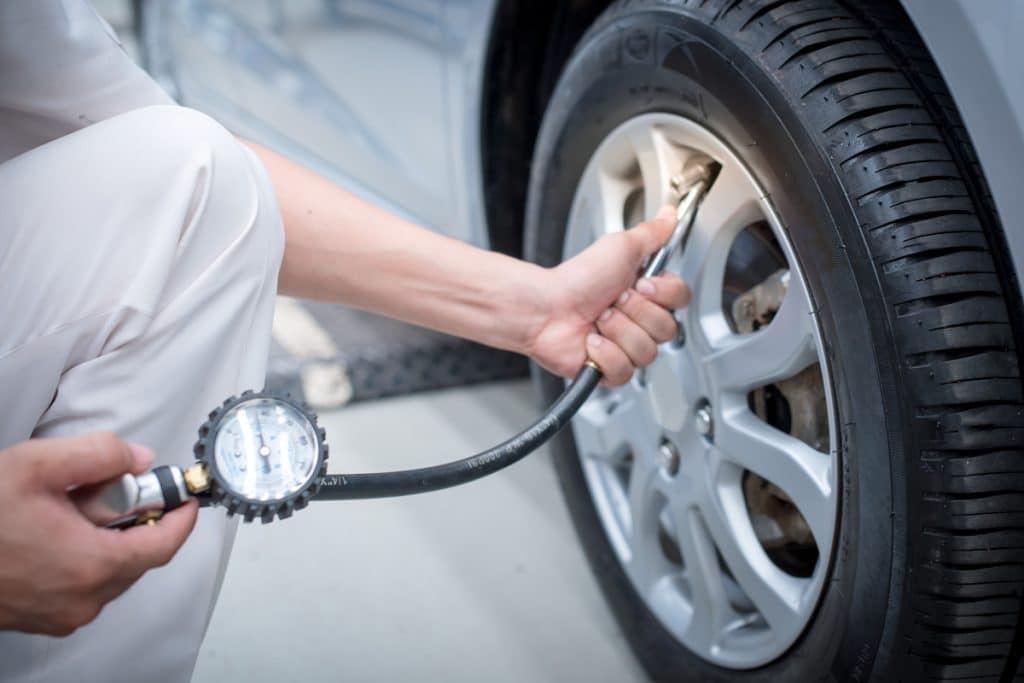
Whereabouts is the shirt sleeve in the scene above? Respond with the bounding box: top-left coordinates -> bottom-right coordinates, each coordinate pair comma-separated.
0,0 -> 173,164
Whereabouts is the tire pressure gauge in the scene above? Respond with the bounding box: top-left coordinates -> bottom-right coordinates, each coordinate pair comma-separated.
71,391 -> 328,527
193,390 -> 328,523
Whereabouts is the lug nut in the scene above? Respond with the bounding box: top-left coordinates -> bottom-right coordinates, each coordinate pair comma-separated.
695,403 -> 714,440
660,440 -> 681,476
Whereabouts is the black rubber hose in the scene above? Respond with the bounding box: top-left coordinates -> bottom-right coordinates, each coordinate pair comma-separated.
315,364 -> 602,500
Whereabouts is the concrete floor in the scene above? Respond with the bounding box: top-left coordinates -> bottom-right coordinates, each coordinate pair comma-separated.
192,380 -> 649,683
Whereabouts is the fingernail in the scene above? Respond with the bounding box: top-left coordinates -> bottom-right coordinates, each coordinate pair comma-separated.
128,443 -> 154,469
656,205 -> 675,221
587,333 -> 603,348
617,290 -> 629,305
637,278 -> 656,296
599,308 -> 613,322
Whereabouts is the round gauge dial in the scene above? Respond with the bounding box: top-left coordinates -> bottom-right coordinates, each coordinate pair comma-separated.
213,398 -> 319,502
195,391 -> 328,523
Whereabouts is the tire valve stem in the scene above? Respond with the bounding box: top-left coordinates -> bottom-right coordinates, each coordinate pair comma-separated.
643,157 -> 720,279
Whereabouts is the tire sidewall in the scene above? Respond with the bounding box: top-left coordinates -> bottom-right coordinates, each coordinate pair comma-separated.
525,6 -> 906,681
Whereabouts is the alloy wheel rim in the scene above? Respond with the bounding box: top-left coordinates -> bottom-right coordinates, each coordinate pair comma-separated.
563,113 -> 839,669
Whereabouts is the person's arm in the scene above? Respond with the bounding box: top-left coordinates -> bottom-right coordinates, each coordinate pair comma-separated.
246,142 -> 690,386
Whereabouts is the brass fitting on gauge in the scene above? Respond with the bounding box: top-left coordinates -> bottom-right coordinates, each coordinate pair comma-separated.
183,463 -> 211,495
136,510 -> 163,526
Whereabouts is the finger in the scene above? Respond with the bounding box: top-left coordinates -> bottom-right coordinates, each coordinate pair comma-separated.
586,333 -> 634,387
614,289 -> 679,344
623,205 -> 677,258
126,444 -> 155,475
635,274 -> 692,310
104,499 -> 199,577
31,433 -> 137,491
596,308 -> 658,368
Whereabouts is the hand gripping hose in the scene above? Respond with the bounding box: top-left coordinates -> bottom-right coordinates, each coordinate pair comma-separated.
316,160 -> 716,500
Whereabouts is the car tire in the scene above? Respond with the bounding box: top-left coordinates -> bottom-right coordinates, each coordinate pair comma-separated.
524,1 -> 1024,681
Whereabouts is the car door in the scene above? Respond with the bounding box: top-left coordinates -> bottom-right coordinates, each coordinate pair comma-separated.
145,0 -> 451,232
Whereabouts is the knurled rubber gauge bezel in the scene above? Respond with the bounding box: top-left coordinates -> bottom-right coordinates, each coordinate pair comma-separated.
193,389 -> 329,523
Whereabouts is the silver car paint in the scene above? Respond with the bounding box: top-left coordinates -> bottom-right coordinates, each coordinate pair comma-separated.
149,0 -> 498,247
901,0 -> 1024,296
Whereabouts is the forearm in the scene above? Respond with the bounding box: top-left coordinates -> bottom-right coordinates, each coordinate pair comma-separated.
245,141 -> 549,354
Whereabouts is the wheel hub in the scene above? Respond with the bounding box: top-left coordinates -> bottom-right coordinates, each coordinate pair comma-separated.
564,113 -> 839,669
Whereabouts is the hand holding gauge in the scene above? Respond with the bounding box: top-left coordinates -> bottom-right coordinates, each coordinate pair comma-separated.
70,160 -> 716,528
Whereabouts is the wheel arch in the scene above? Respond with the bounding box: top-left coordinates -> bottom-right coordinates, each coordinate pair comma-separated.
479,0 -> 612,257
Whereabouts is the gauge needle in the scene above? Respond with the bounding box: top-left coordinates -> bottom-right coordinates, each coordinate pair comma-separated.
256,420 -> 271,472
256,420 -> 267,449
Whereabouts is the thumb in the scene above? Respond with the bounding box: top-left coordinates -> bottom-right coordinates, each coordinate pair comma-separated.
31,433 -> 140,491
625,205 -> 677,258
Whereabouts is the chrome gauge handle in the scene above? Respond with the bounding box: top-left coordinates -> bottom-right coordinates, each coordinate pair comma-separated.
70,464 -> 210,528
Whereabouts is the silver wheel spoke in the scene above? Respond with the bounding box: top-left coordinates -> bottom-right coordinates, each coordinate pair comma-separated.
682,162 -> 766,349
702,478 -> 804,631
705,273 -> 818,391
717,409 -> 834,548
644,345 -> 699,434
692,160 -> 764,240
625,124 -> 681,221
573,386 -> 659,463
624,461 -> 671,590
672,503 -> 736,651
563,165 -> 630,258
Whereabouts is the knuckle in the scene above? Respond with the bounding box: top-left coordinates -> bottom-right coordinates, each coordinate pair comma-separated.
23,451 -> 48,484
153,542 -> 178,568
48,618 -> 77,637
71,558 -> 111,591
54,603 -> 99,635
118,543 -> 145,571
676,282 -> 692,306
89,431 -> 123,456
69,602 -> 102,630
610,358 -> 632,386
653,325 -> 674,344
97,432 -> 133,471
655,315 -> 678,343
640,343 -> 658,366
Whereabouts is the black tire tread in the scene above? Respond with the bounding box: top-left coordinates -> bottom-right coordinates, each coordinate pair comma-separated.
723,1 -> 1024,678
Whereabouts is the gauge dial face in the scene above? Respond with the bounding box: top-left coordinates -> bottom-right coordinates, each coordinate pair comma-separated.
212,398 -> 320,503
